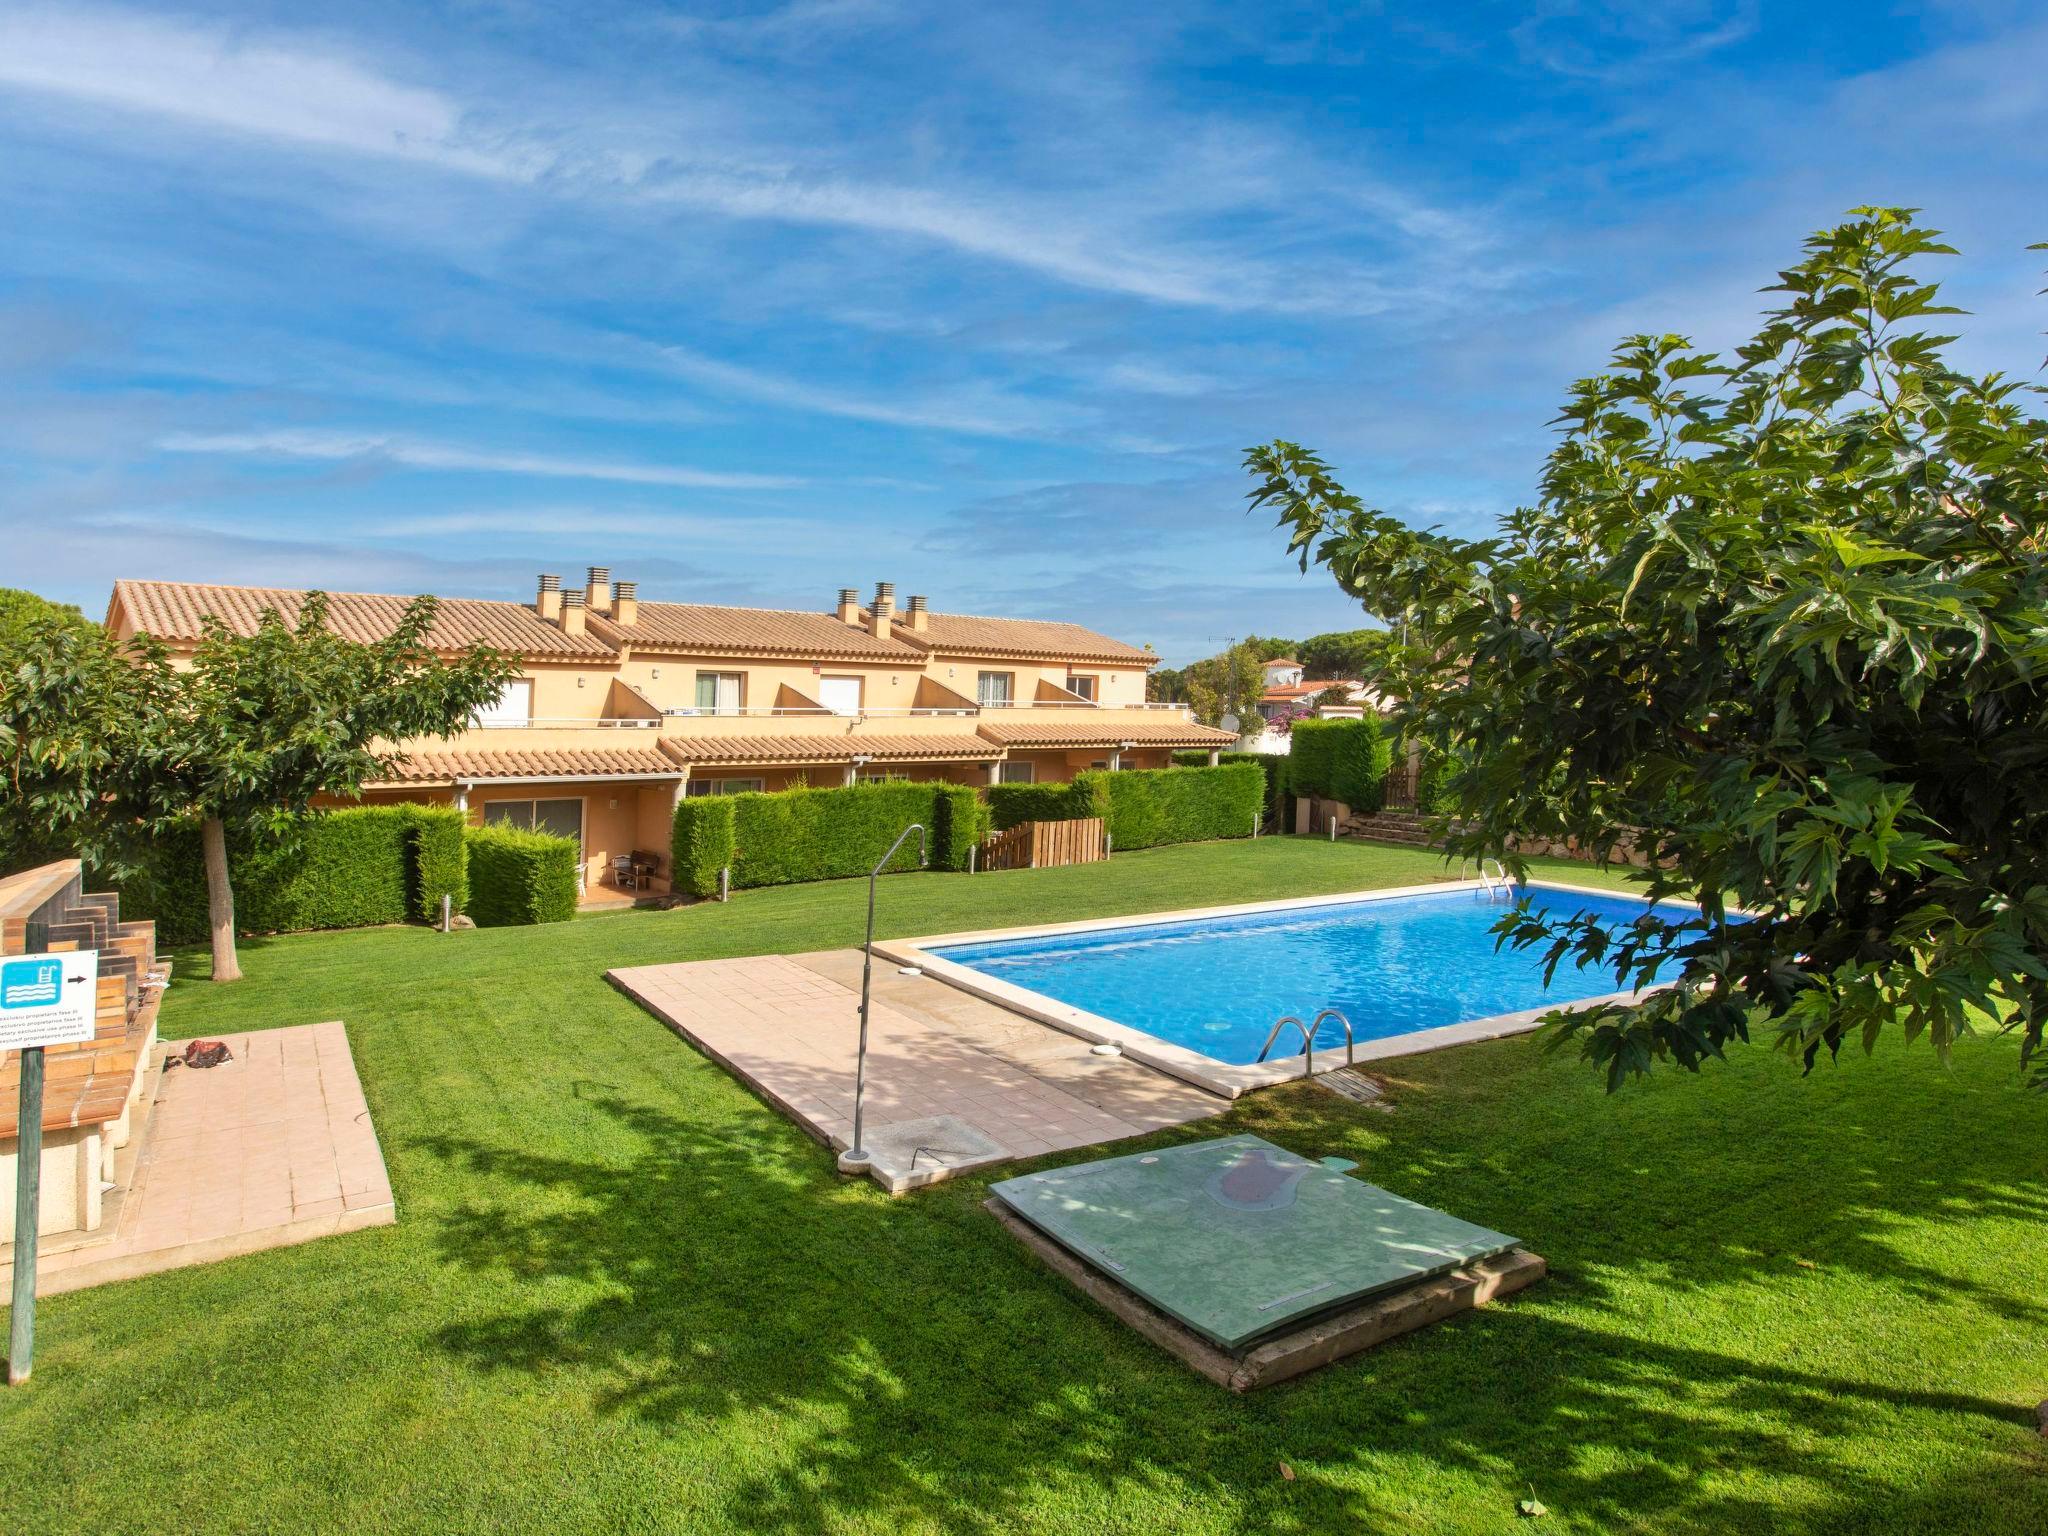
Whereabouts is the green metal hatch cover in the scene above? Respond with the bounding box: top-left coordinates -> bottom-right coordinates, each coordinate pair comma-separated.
990,1135 -> 1521,1351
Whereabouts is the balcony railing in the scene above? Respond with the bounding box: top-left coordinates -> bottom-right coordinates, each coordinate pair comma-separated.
473,700 -> 1197,728
660,705 -> 976,719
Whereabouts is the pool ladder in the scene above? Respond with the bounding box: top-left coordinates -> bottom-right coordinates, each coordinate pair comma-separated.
1254,1007 -> 1356,1079
1464,857 -> 1511,898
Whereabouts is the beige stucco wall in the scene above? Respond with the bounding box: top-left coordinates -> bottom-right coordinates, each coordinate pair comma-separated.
462,781 -> 673,890
616,653 -> 932,715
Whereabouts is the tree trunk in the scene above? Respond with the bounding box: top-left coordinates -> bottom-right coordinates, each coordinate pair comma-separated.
200,815 -> 242,983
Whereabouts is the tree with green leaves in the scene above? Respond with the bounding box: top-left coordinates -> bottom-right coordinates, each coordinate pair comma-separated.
1240,634 -> 1301,663
128,594 -> 514,981
1246,209 -> 2048,1090
1298,627 -> 1391,682
0,588 -> 94,653
1147,662 -> 1188,704
2,590 -> 513,983
1180,640 -> 1268,731
0,595 -> 157,878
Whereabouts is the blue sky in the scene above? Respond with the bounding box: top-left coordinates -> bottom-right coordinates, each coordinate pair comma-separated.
2,1 -> 2044,662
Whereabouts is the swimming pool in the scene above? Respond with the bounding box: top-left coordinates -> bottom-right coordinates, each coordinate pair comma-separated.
887,881 -> 1688,1095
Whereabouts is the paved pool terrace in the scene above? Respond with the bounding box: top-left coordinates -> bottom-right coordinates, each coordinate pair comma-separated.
611,878 -> 1656,1192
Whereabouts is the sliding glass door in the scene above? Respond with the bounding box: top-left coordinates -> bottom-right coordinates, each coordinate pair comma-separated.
483,797 -> 585,858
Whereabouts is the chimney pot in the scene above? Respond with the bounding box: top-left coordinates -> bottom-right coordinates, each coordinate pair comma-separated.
585,565 -> 612,615
536,573 -> 562,621
559,587 -> 587,636
869,581 -> 896,639
835,586 -> 861,624
614,580 -> 639,627
907,594 -> 930,632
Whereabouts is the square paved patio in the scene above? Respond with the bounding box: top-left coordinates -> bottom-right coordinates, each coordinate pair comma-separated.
609,951 -> 1224,1191
2,1021 -> 396,1296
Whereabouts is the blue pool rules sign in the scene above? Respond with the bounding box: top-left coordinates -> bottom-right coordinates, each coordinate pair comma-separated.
0,950 -> 98,1051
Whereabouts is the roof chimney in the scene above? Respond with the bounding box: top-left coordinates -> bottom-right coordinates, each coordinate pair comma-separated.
585,565 -> 611,615
869,581 -> 895,639
536,573 -> 561,622
835,586 -> 861,625
560,587 -> 587,637
906,594 -> 929,633
613,580 -> 638,627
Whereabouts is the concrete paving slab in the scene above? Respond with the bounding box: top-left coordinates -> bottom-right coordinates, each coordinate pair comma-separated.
1,1022 -> 395,1297
609,951 -> 1225,1194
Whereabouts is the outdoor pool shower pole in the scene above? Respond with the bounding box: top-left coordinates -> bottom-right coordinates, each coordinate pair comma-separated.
840,822 -> 927,1174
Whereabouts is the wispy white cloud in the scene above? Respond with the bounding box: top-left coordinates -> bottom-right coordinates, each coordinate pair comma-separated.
0,6 -> 518,175
635,338 -> 1084,437
1511,1 -> 1760,80
356,506 -> 822,541
0,5 -> 1488,316
156,428 -> 801,489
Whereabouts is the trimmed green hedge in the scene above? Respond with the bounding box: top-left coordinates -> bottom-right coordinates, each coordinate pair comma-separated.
929,783 -> 987,872
1072,762 -> 1263,850
464,824 -> 580,926
670,795 -> 737,897
126,805 -> 471,944
1172,749 -> 1284,817
672,780 -> 992,892
1286,717 -> 1392,813
729,781 -> 935,889
399,804 -> 468,922
985,780 -> 1098,831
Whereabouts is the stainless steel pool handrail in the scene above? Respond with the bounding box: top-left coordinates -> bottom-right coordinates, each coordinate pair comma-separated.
1467,857 -> 1510,898
1256,1008 -> 1358,1077
1310,1007 -> 1357,1069
1255,1015 -> 1314,1077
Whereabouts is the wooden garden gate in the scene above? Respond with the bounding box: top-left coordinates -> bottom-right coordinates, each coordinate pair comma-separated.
979,817 -> 1108,871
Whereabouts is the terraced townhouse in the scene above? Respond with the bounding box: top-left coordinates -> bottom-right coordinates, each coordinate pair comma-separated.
105,569 -> 1235,897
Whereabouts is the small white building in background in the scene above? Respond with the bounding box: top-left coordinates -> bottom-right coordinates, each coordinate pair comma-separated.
1262,656 -> 1305,690
1234,678 -> 1393,753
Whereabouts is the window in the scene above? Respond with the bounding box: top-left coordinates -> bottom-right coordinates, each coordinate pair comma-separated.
473,678 -> 533,727
693,672 -> 743,715
482,797 -> 584,852
1065,674 -> 1097,702
998,761 -> 1034,784
976,671 -> 1013,707
685,778 -> 764,797
817,675 -> 863,716
858,771 -> 906,785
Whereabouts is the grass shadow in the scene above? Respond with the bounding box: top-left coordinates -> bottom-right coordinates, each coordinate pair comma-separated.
410,1078 -> 2046,1535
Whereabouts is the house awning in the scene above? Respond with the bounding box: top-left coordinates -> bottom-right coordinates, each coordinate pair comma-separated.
364,743 -> 690,786
974,717 -> 1238,750
670,732 -> 999,767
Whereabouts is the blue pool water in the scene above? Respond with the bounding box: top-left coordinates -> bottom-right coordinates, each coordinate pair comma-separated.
933,885 -> 1689,1065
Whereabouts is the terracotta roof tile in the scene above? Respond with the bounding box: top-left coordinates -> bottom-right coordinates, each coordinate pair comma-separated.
366,744 -> 688,785
974,716 -> 1238,749
1262,679 -> 1359,701
590,601 -> 920,659
888,611 -> 1155,665
671,732 -> 997,766
111,580 -> 613,659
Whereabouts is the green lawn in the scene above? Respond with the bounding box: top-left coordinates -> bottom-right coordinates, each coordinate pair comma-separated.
3,838 -> 2043,1535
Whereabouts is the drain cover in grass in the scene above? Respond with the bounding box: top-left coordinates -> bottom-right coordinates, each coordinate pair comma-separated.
990,1135 -> 1521,1351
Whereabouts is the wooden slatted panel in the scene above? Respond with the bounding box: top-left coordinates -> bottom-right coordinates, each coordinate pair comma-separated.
981,822 -> 1033,871
980,817 -> 1108,871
